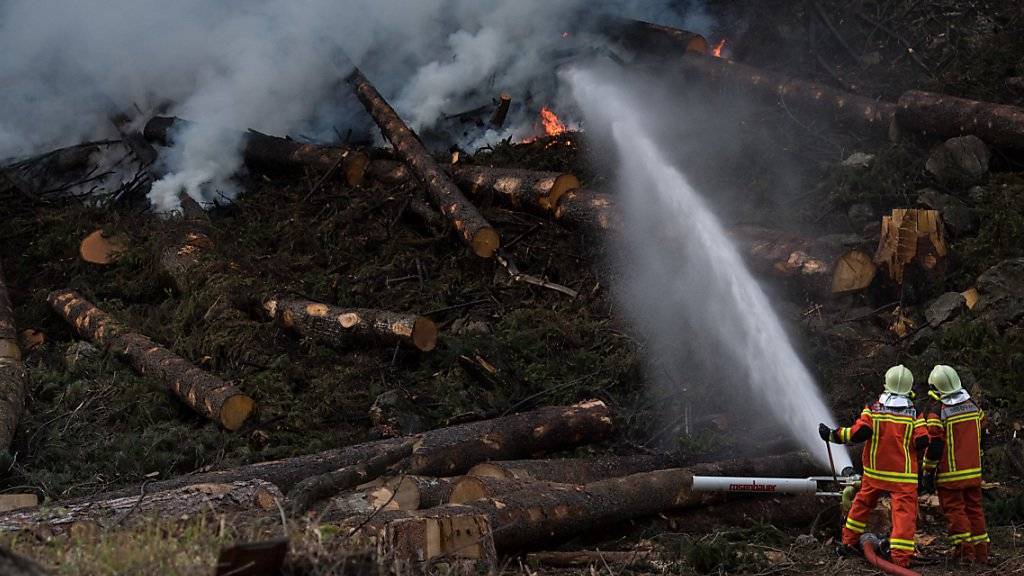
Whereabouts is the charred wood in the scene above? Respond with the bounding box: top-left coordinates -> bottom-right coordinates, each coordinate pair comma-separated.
489,92 -> 512,128
603,17 -> 709,57
347,69 -> 500,257
47,290 -> 255,430
0,263 -> 26,452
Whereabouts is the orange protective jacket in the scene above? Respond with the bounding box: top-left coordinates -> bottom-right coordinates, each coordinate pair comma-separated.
834,401 -> 929,491
925,398 -> 986,488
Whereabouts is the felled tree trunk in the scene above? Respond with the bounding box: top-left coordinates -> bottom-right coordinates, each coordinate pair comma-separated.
263,297 -> 438,352
729,226 -> 877,296
143,116 -> 369,186
449,165 -> 580,214
466,453 -> 680,484
48,290 -> 254,430
603,17 -> 710,56
408,399 -> 613,476
0,264 -> 26,452
287,439 -> 416,514
73,401 -> 610,504
674,54 -> 896,136
897,90 -> 1024,149
0,480 -> 281,532
159,193 -> 218,293
554,191 -> 619,235
669,493 -> 829,533
347,69 -> 500,258
448,476 -> 553,504
377,476 -> 457,510
355,452 -> 817,552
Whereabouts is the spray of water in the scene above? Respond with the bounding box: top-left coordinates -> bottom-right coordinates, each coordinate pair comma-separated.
568,68 -> 851,470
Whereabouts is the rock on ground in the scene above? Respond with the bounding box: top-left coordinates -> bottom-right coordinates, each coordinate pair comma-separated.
925,135 -> 990,189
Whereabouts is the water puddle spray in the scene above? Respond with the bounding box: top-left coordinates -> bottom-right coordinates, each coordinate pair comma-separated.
568,69 -> 851,470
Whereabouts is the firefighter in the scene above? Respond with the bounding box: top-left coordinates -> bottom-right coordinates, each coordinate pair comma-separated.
922,364 -> 989,564
818,364 -> 928,568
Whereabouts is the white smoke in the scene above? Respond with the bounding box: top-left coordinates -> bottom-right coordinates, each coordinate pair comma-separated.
567,67 -> 849,469
0,0 -> 711,211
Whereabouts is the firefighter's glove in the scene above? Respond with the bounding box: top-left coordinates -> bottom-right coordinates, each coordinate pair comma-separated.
922,471 -> 936,494
818,423 -> 834,443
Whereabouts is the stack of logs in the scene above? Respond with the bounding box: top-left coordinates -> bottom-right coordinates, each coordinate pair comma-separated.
0,399 -> 823,572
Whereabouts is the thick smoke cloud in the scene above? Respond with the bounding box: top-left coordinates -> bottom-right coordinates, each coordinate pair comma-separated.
0,0 -> 710,211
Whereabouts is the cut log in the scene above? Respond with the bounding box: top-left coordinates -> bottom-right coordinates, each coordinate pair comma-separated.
673,53 -> 896,136
143,116 -> 369,187
526,550 -> 655,569
489,92 -> 512,128
159,193 -> 218,293
67,401 -> 609,504
603,17 -> 710,56
375,513 -> 496,575
448,476 -> 553,504
831,250 -> 878,294
466,453 -> 680,484
873,209 -> 947,284
554,190 -> 619,234
287,438 -> 415,514
347,68 -> 500,257
897,90 -> 1024,149
361,475 -> 458,511
351,452 -> 818,552
0,480 -> 281,532
263,297 -> 438,352
78,229 -> 128,265
408,399 -> 613,476
0,263 -> 26,453
450,165 -> 580,214
47,290 -> 254,430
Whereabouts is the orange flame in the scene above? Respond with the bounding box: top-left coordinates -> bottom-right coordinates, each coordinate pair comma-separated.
712,38 -> 727,58
539,106 -> 567,137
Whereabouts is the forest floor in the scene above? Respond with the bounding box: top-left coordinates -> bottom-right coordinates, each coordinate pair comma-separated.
2,0 -> 1024,574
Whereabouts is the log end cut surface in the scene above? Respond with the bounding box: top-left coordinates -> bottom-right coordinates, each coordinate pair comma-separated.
412,317 -> 439,352
471,228 -> 501,258
220,393 -> 256,431
542,174 -> 581,211
345,152 -> 371,187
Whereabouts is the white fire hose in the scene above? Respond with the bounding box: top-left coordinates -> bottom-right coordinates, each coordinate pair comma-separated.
691,471 -> 858,498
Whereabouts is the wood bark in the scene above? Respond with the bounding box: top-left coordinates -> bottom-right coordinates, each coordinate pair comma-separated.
448,476 -> 553,504
554,190 -> 619,235
287,438 -> 415,514
669,493 -> 829,533
466,453 -> 681,484
347,69 -> 500,258
362,475 -> 458,511
0,480 -> 281,532
897,90 -> 1024,149
69,401 -> 609,504
143,116 -> 369,186
489,92 -> 512,128
603,17 -> 709,56
47,290 -> 254,430
407,399 -> 613,477
0,263 -> 26,452
450,165 -> 580,214
674,53 -> 896,136
352,452 -> 817,552
263,297 -> 438,352
159,193 -> 218,293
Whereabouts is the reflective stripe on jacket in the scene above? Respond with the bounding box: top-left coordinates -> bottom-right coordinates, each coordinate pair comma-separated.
926,399 -> 986,488
837,402 -> 928,491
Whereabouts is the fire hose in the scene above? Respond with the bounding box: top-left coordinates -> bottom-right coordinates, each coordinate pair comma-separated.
861,533 -> 922,576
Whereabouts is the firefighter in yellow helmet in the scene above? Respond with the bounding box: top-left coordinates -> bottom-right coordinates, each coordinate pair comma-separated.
923,365 -> 989,564
819,365 -> 929,567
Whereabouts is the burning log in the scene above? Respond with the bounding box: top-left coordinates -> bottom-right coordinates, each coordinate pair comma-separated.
466,453 -> 681,484
897,90 -> 1024,149
730,226 -> 877,296
71,401 -> 610,504
450,165 -> 580,214
674,54 -> 897,135
0,264 -> 26,452
142,116 -> 369,186
489,92 -> 512,128
47,290 -> 255,430
347,69 -> 500,258
350,452 -> 818,552
262,297 -> 438,353
287,438 -> 416,514
407,399 -> 612,477
0,480 -> 281,532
